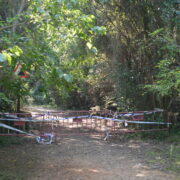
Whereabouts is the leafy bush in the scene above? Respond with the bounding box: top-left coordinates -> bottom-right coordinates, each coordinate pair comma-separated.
0,93 -> 13,112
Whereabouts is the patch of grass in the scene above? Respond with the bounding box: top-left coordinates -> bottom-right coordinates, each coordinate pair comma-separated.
166,144 -> 180,173
142,131 -> 180,174
166,134 -> 180,144
144,143 -> 180,174
0,136 -> 27,147
145,151 -> 157,157
115,130 -> 180,175
114,131 -> 170,141
0,171 -> 24,180
140,130 -> 172,141
124,128 -> 180,143
0,172 -> 22,180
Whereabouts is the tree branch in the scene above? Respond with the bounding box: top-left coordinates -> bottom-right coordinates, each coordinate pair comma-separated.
0,21 -> 28,31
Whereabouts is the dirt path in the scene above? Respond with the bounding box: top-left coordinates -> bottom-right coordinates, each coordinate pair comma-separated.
0,107 -> 178,180
0,135 -> 178,180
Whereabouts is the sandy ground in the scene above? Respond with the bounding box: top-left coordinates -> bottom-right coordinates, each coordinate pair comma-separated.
0,135 -> 178,180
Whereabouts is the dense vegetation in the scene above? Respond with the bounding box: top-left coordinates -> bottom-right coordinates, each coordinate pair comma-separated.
0,0 -> 179,117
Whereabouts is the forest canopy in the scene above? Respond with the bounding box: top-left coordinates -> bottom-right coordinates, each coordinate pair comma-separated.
0,0 -> 179,113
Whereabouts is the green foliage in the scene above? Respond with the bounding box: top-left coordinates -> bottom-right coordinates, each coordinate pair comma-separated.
1,46 -> 23,65
0,0 -> 106,110
0,93 -> 13,111
0,0 -> 179,112
144,27 -> 180,109
0,136 -> 27,147
145,59 -> 180,97
149,28 -> 164,36
9,46 -> 23,57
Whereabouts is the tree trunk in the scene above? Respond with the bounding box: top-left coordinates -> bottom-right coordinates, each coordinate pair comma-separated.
17,94 -> 21,113
12,0 -> 26,33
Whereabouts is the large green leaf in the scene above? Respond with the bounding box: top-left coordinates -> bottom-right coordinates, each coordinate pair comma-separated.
10,46 -> 23,56
2,52 -> 12,65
